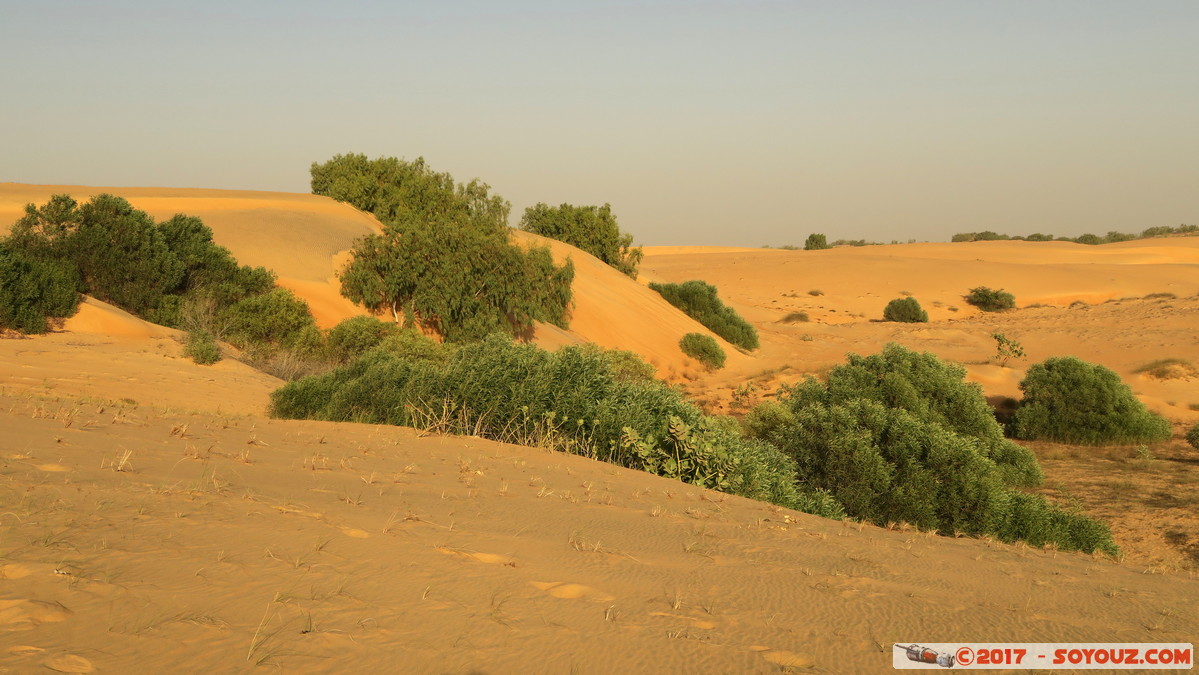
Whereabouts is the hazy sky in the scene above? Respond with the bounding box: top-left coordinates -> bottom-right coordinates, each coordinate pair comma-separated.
2,1 -> 1196,245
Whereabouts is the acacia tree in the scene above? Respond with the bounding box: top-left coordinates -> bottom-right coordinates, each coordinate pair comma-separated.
316,154 -> 574,341
519,202 -> 642,278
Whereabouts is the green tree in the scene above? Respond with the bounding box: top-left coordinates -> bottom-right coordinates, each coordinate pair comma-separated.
804,233 -> 830,250
519,202 -> 642,278
313,154 -> 575,342
0,244 -> 80,334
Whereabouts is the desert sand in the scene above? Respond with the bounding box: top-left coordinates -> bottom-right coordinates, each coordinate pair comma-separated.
1,183 -> 1197,672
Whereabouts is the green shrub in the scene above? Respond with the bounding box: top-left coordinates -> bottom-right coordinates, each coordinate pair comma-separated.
184,329 -> 221,365
679,333 -> 726,369
882,297 -> 928,323
744,346 -> 1115,554
785,344 -> 1042,485
374,328 -> 451,363
649,280 -> 758,350
327,315 -> 399,362
519,202 -> 642,278
7,194 -> 276,329
804,233 -> 830,250
1012,357 -> 1172,445
0,245 -> 80,334
781,311 -> 809,323
269,336 -> 812,511
965,286 -> 1016,312
313,154 -> 574,341
222,288 -> 324,356
1186,423 -> 1199,449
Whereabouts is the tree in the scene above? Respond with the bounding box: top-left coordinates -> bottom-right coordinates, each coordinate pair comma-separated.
315,154 -> 575,342
804,233 -> 830,250
0,244 -> 80,334
519,203 -> 642,278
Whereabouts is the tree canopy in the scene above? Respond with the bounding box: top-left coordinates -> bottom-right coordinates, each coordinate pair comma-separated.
313,154 -> 575,341
519,202 -> 642,278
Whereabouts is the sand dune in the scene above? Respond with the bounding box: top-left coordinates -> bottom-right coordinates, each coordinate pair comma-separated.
0,388 -> 1195,673
1,184 -> 735,375
2,183 -> 1198,671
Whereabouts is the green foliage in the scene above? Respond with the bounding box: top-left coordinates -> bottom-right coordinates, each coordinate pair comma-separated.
0,244 -> 80,334
679,333 -> 726,369
314,154 -> 575,341
804,233 -> 830,250
743,345 -> 1116,554
269,336 -> 811,511
6,194 -> 277,329
882,297 -> 928,323
374,328 -> 451,363
649,280 -> 759,350
965,286 -> 1016,312
326,315 -> 400,362
991,333 -> 1026,366
780,343 -> 1042,486
222,288 -> 324,356
1185,423 -> 1199,450
781,311 -> 809,323
519,202 -> 642,278
184,329 -> 221,365
953,228 -> 1193,245
1012,357 -> 1172,445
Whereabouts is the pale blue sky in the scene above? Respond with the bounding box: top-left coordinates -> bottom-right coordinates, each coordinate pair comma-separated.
2,1 -> 1196,245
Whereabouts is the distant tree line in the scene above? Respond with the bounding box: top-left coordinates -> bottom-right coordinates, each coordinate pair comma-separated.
951,224 -> 1198,244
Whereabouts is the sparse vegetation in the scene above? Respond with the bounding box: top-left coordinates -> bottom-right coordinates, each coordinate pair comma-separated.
745,344 -> 1114,554
1012,357 -> 1172,445
991,333 -> 1026,367
1134,358 -> 1197,380
780,311 -> 809,323
882,297 -> 928,323
649,280 -> 758,350
965,286 -> 1016,312
1186,424 -> 1199,449
679,333 -> 726,370
185,329 -> 222,365
519,202 -> 642,278
807,289 -> 823,296
952,227 -> 1198,244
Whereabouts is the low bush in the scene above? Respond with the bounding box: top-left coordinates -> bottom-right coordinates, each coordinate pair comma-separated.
0,245 -> 80,334
222,288 -> 324,357
680,333 -> 726,369
269,336 -> 831,513
1011,357 -> 1172,445
781,311 -> 809,323
1186,424 -> 1199,449
650,280 -> 758,350
774,343 -> 1042,486
184,329 -> 221,365
882,297 -> 928,323
1134,358 -> 1197,380
744,345 -> 1115,554
804,233 -> 830,250
965,286 -> 1016,312
327,315 -> 400,362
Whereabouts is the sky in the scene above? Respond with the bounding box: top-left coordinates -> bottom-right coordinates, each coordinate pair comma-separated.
2,0 -> 1196,245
